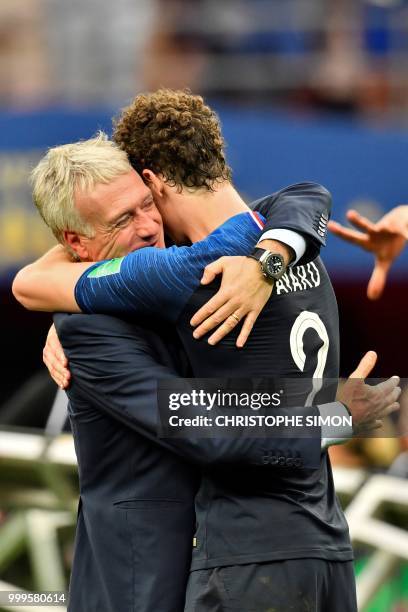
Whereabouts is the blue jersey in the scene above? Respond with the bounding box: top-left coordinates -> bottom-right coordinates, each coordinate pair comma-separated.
75,211 -> 265,321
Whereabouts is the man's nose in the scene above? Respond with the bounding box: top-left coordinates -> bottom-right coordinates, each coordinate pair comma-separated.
136,214 -> 159,241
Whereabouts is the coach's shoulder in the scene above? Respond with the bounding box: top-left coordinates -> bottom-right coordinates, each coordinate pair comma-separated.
54,312 -> 135,339
275,182 -> 331,200
296,182 -> 332,202
251,182 -> 331,209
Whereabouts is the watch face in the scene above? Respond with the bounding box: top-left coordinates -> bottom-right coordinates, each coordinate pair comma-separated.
264,254 -> 284,277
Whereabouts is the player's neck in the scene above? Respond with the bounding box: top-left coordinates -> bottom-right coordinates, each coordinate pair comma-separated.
174,182 -> 250,243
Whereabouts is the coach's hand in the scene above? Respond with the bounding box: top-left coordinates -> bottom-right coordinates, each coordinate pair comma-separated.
338,351 -> 401,436
190,256 -> 273,347
43,324 -> 71,389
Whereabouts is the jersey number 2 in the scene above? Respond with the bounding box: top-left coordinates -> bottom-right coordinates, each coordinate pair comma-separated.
289,311 -> 330,405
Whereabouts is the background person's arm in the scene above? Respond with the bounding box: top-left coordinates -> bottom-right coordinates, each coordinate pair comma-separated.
328,205 -> 408,300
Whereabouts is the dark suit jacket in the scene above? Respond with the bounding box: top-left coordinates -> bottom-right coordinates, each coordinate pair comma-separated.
56,183 -> 331,612
56,319 -> 199,612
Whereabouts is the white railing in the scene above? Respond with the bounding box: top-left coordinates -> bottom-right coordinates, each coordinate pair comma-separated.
1,431 -> 407,611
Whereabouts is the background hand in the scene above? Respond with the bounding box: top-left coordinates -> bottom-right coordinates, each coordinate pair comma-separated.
328,207 -> 407,300
338,351 -> 400,435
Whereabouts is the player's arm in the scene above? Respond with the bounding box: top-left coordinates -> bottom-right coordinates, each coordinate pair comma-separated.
14,183 -> 329,340
12,235 -> 227,315
74,213 -> 265,318
14,213 -> 262,317
12,245 -> 93,312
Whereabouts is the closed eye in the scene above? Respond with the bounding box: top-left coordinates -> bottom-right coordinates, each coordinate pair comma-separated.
142,198 -> 154,210
114,213 -> 133,228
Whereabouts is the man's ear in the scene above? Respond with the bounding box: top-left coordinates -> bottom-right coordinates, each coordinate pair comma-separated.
142,169 -> 164,199
63,231 -> 89,261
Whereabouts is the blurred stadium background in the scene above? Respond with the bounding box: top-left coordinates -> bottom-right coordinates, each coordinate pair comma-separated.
0,1 -> 407,610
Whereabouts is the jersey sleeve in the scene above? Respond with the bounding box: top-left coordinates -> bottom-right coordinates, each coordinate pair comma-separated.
252,182 -> 332,265
75,212 -> 264,322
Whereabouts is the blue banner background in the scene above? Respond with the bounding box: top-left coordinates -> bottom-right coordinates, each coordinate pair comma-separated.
1,106 -> 407,282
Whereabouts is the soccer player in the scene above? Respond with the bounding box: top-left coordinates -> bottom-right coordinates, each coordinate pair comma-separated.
13,91 -> 399,612
329,205 -> 408,299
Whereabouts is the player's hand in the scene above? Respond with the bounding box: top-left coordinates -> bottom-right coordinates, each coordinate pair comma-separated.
328,207 -> 407,300
190,256 -> 273,347
338,351 -> 400,436
43,324 -> 71,389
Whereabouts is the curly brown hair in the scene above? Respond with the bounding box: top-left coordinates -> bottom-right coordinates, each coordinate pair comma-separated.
113,89 -> 232,191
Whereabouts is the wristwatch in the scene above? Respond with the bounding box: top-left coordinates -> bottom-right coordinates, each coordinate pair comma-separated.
247,248 -> 287,280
